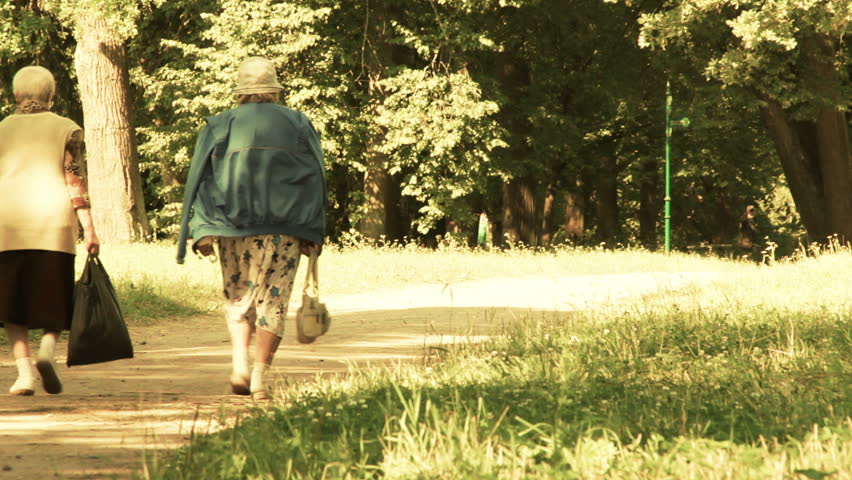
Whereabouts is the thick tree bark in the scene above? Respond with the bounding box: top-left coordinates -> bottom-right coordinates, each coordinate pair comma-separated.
540,186 -> 556,247
75,18 -> 150,242
815,109 -> 852,241
358,166 -> 401,241
501,177 -> 537,246
760,35 -> 852,243
360,159 -> 390,240
563,186 -> 585,242
761,101 -> 826,238
359,4 -> 403,242
760,99 -> 852,241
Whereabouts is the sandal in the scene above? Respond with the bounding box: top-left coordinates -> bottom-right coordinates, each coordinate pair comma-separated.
251,390 -> 271,401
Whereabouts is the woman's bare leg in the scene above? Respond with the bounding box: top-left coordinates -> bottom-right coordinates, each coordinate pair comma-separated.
35,330 -> 62,394
250,329 -> 282,399
228,321 -> 252,395
5,324 -> 35,395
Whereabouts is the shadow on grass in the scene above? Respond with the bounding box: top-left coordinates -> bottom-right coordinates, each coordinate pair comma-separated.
146,305 -> 852,479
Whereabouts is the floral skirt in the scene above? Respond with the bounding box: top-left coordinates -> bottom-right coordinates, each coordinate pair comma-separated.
0,250 -> 74,331
218,234 -> 302,337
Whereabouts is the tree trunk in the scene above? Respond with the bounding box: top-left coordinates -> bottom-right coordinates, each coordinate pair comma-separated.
760,35 -> 852,243
502,177 -> 537,246
360,103 -> 403,241
360,158 -> 390,240
359,4 -> 403,242
563,185 -> 585,242
540,186 -> 556,247
807,34 -> 852,242
75,18 -> 150,242
762,105 -> 852,243
815,109 -> 852,242
595,155 -> 619,246
761,101 -> 827,238
638,157 -> 658,250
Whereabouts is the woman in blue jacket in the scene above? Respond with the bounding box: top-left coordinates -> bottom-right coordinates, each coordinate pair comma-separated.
177,57 -> 327,400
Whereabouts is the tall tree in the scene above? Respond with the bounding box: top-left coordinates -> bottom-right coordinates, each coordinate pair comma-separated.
109,0 -> 802,248
47,0 -> 151,242
357,1 -> 402,241
639,0 -> 852,242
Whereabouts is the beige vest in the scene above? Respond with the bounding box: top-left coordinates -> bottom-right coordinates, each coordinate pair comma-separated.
0,112 -> 82,254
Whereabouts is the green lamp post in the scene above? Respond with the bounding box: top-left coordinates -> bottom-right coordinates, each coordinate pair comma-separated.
665,81 -> 690,254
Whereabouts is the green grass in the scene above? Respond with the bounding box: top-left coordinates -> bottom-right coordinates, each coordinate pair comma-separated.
106,241 -> 748,321
8,241 -> 753,328
6,241 -> 739,344
139,249 -> 851,479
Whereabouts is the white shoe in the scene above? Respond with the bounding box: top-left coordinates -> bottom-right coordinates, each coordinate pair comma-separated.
9,377 -> 35,396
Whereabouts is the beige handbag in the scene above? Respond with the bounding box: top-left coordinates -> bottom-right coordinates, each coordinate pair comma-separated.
295,251 -> 331,344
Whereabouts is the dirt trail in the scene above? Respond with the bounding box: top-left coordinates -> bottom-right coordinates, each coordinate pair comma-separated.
0,271 -> 718,479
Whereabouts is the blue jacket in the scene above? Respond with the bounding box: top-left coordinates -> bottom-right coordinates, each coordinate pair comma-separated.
177,103 -> 327,264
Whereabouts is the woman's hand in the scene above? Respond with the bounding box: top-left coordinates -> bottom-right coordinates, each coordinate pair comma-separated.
196,243 -> 214,257
75,207 -> 100,256
194,237 -> 215,257
300,240 -> 317,257
84,228 -> 100,256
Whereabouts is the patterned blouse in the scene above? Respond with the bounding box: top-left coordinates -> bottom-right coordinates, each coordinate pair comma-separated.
18,100 -> 90,210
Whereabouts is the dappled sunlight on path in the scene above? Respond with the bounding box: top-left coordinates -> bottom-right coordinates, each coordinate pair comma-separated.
0,271 -> 719,479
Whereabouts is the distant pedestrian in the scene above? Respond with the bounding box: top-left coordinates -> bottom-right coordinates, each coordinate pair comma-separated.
0,66 -> 100,395
177,57 -> 327,401
738,205 -> 758,259
739,205 -> 757,246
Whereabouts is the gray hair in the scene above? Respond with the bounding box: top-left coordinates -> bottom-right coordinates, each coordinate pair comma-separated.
13,66 -> 56,104
237,92 -> 279,105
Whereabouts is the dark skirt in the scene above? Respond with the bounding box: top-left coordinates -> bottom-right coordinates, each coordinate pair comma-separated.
0,250 -> 75,332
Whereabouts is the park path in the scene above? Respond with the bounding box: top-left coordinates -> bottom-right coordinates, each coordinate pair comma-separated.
0,271 -> 718,479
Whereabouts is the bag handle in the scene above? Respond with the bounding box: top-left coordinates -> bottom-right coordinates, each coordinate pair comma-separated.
78,253 -> 109,285
77,254 -> 97,285
302,250 -> 320,297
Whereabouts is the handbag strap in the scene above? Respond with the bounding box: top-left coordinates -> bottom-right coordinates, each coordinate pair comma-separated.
302,250 -> 320,297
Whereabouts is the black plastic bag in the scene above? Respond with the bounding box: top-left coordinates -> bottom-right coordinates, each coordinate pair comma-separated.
67,255 -> 134,367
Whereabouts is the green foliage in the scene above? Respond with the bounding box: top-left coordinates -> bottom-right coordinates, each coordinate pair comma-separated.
1,0 -> 830,248
0,3 -> 53,60
44,0 -> 163,40
131,0 -> 509,237
638,0 -> 852,115
376,68 -> 505,232
0,3 -> 77,120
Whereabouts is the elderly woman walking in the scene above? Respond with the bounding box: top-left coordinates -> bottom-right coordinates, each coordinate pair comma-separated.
0,66 -> 100,395
177,57 -> 326,400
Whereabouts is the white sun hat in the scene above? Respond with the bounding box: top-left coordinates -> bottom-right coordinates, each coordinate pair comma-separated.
234,57 -> 284,95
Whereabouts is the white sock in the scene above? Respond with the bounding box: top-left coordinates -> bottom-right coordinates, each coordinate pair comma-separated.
38,335 -> 56,361
10,357 -> 35,393
250,362 -> 269,393
232,345 -> 250,379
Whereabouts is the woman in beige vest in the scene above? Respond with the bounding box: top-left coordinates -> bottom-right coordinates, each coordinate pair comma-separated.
0,66 -> 99,395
